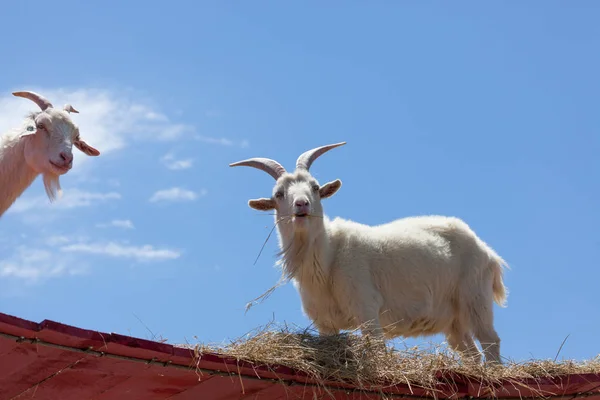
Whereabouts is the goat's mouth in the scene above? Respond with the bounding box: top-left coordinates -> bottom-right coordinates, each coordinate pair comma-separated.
293,212 -> 308,219
49,161 -> 71,174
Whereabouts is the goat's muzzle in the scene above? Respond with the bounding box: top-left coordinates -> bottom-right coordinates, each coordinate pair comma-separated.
49,160 -> 72,174
294,197 -> 310,218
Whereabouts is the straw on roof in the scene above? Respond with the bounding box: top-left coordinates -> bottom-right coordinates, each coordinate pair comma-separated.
181,322 -> 600,399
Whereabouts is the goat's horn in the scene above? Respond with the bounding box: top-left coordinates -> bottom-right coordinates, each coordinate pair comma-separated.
63,104 -> 79,114
296,142 -> 346,171
12,91 -> 53,111
229,157 -> 287,180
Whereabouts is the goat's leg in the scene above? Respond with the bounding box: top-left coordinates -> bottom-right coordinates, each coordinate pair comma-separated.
474,326 -> 502,365
446,330 -> 482,364
357,308 -> 387,351
461,268 -> 503,365
470,303 -> 502,365
360,315 -> 384,339
336,272 -> 386,349
317,324 -> 340,337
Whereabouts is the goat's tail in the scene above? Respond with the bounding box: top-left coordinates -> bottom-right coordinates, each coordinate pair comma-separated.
475,234 -> 510,307
489,253 -> 509,307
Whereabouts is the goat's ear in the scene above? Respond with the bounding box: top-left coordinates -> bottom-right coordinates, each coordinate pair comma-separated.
248,198 -> 276,211
74,139 -> 100,156
319,179 -> 342,199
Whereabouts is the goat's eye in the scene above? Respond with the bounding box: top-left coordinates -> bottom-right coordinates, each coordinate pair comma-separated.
275,191 -> 284,199
36,124 -> 45,131
312,184 -> 320,191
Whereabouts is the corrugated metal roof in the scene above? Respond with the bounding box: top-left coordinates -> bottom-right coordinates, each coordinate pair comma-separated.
0,311 -> 599,399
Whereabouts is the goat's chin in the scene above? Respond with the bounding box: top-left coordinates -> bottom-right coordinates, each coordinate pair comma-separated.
42,173 -> 63,202
292,215 -> 310,229
292,215 -> 309,226
48,161 -> 71,176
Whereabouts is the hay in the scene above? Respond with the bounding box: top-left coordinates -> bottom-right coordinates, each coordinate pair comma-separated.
181,323 -> 600,398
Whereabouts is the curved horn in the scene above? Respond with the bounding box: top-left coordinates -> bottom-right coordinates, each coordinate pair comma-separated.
12,91 -> 53,111
229,157 -> 287,180
63,104 -> 79,114
296,142 -> 346,171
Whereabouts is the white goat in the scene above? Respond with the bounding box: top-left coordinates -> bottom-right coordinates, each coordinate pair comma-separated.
0,91 -> 100,217
230,142 -> 509,364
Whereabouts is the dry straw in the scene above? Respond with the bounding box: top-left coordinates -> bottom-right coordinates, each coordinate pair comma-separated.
182,323 -> 600,398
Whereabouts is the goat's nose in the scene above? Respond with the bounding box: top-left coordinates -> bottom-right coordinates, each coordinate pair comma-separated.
295,199 -> 309,207
60,152 -> 73,164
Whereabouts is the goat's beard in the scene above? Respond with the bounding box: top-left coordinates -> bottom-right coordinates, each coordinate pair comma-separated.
275,215 -> 328,279
277,228 -> 327,281
277,232 -> 308,280
42,173 -> 62,202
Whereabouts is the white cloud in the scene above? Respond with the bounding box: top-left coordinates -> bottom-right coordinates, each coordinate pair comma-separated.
0,246 -> 87,281
45,235 -> 73,246
160,152 -> 194,170
143,111 -> 169,122
9,189 -> 121,214
0,234 -> 181,282
61,242 -> 180,262
149,187 -> 206,203
96,219 -> 135,230
169,159 -> 193,170
195,134 -> 249,148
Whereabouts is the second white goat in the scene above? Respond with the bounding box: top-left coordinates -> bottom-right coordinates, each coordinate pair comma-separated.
0,91 -> 100,217
230,142 -> 509,364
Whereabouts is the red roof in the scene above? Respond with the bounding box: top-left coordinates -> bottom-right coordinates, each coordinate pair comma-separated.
0,311 -> 599,400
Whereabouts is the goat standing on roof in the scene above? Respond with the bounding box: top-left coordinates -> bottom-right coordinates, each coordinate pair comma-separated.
230,142 -> 509,364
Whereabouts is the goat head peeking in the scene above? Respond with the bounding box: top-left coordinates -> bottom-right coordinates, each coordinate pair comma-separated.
12,91 -> 100,199
230,142 -> 345,231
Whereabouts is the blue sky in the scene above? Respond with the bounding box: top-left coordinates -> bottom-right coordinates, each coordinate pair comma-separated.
1,1 -> 599,363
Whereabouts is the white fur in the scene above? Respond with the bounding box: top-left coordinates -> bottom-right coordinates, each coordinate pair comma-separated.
238,165 -> 508,364
0,125 -> 40,216
0,96 -> 100,217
